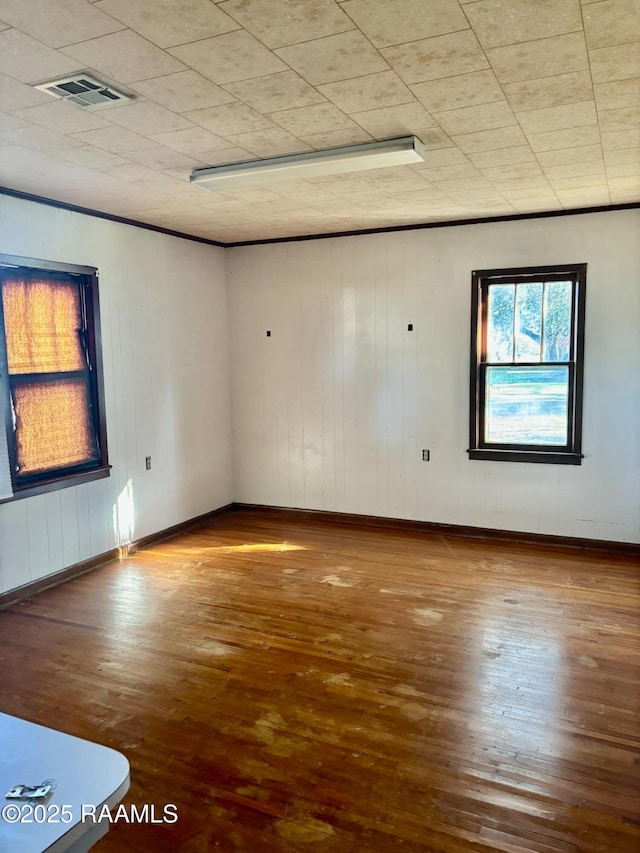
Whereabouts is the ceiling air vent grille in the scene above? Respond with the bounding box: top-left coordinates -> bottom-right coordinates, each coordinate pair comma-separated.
34,74 -> 132,109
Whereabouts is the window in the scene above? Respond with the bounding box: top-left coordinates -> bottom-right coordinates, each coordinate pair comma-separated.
469,264 -> 586,465
0,254 -> 109,501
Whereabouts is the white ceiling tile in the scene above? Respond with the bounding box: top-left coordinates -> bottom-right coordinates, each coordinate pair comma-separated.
411,70 -> 503,112
413,148 -> 469,167
416,162 -> 482,182
104,101 -> 195,135
536,145 -> 603,167
609,188 -> 640,202
594,78 -> 640,110
555,191 -> 611,209
282,186 -> 345,204
434,100 -> 517,135
223,72 -> 326,114
382,30 -> 489,84
599,107 -> 640,133
503,71 -> 594,111
601,128 -> 640,149
463,0 -> 583,50
0,0 -> 124,47
12,100 -> 113,133
351,102 -> 436,138
99,162 -> 166,182
181,146 -> 255,166
606,161 -> 640,177
583,0 -> 640,49
0,73 -> 53,110
549,173 -> 607,189
52,145 -> 130,168
182,102 -> 273,135
219,0 -> 353,49
588,42 -> 640,83
414,127 -> 456,149
270,102 -> 359,137
307,175 -> 375,193
394,186 -> 456,204
150,126 -> 231,154
480,161 -> 543,181
452,125 -> 528,152
225,127 -> 311,157
62,30 -> 186,83
0,112 -> 27,131
217,187 -> 286,204
1,124 -> 84,151
362,166 -> 426,190
0,145 -> 52,175
487,33 -> 589,83
526,124 -> 601,151
607,174 -> 640,189
132,72 -> 236,113
512,200 -> 563,213
169,31 -> 287,85
439,177 -> 504,194
244,197 -> 309,214
72,125 -> 158,152
492,175 -> 552,191
125,146 -> 205,171
503,188 -> 557,201
94,0 -> 239,48
604,147 -> 640,165
446,192 -> 508,210
339,0 -> 468,48
318,71 -> 414,114
275,31 -> 388,86
267,179 -> 326,198
467,146 -> 536,167
516,101 -> 597,134
301,128 -> 373,148
0,28 -> 82,83
605,128 -> 640,151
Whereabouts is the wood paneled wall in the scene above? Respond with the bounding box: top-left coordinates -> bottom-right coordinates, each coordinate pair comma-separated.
1,200 -> 637,598
227,210 -> 640,544
0,195 -> 232,594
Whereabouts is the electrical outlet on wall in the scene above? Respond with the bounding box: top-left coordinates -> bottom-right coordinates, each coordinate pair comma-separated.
422,449 -> 430,461
145,457 -> 151,470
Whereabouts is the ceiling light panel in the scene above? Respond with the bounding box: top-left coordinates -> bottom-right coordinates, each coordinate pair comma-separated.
190,136 -> 426,191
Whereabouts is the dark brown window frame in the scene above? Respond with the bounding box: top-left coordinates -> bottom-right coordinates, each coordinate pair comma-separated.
469,263 -> 586,465
0,253 -> 110,502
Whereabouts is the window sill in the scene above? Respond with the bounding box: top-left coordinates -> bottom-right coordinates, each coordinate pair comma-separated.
468,449 -> 583,465
0,465 -> 111,504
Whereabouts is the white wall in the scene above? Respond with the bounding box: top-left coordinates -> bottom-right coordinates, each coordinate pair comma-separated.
1,203 -> 636,598
228,209 -> 640,543
0,194 -> 232,594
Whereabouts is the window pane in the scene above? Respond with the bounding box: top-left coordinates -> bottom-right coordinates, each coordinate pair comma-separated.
13,379 -> 97,475
2,277 -> 85,374
542,280 -> 572,362
485,366 -> 569,445
514,282 -> 543,362
487,284 -> 514,362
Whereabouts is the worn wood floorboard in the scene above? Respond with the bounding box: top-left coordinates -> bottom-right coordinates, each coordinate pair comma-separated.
0,508 -> 638,851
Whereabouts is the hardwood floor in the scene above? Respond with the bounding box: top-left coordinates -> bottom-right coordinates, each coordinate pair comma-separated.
1,508 -> 638,852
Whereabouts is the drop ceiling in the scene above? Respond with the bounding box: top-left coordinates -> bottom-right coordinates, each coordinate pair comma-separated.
0,0 -> 638,245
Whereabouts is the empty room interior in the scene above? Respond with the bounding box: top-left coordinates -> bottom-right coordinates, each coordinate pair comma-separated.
0,1 -> 639,851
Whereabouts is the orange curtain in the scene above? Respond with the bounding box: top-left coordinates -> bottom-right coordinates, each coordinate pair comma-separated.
13,380 -> 95,474
2,277 -> 85,374
2,274 -> 96,477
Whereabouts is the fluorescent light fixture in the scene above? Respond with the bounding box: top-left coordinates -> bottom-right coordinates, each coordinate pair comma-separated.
190,136 -> 425,191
